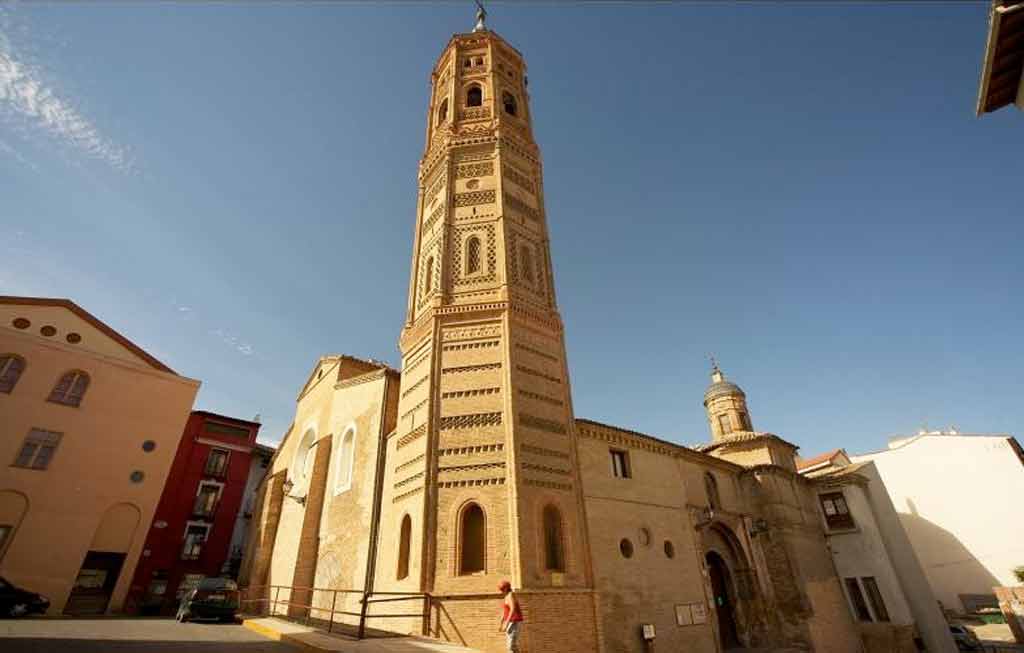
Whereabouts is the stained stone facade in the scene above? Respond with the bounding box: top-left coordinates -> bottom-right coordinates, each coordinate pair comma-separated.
240,19 -> 891,653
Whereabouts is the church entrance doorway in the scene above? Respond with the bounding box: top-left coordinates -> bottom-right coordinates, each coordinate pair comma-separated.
706,550 -> 741,650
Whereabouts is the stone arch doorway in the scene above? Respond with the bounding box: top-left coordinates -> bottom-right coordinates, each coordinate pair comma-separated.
702,522 -> 756,650
707,550 -> 741,650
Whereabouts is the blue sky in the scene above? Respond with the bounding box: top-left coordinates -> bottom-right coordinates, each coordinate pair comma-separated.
2,3 -> 1021,456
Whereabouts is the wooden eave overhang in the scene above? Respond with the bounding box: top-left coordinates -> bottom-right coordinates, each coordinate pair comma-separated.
977,1 -> 1024,115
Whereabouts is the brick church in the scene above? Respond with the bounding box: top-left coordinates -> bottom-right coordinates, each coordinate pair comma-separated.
240,11 -> 905,653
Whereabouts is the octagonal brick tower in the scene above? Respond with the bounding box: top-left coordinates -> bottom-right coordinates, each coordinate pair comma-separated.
373,17 -> 600,652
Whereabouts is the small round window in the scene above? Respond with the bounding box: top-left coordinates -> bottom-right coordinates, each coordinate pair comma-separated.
638,528 -> 651,547
40,325 -> 57,337
664,540 -> 675,559
66,332 -> 82,344
12,318 -> 30,329
142,440 -> 157,452
130,470 -> 145,484
619,538 -> 634,559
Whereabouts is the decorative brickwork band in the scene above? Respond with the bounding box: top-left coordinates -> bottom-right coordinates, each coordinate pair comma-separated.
522,462 -> 572,476
401,374 -> 429,398
439,443 -> 504,456
518,389 -> 564,406
454,190 -> 496,207
393,486 -> 425,503
514,342 -> 559,362
503,164 -> 535,193
442,362 -> 502,374
503,192 -> 540,221
397,424 -> 427,450
523,478 -> 573,492
456,161 -> 494,178
442,340 -> 500,352
395,471 -> 425,489
519,413 -> 567,435
516,365 -> 561,384
442,325 -> 503,342
521,444 -> 570,459
442,387 -> 501,399
394,453 -> 426,474
439,412 -> 503,430
438,477 -> 506,489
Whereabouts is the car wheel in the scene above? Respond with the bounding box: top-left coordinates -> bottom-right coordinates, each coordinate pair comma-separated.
8,603 -> 29,618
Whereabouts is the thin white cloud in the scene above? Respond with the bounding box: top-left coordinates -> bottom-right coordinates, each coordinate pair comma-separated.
0,136 -> 36,171
170,301 -> 256,358
0,22 -> 134,172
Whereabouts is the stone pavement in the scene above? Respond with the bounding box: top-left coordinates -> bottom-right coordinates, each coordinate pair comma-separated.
0,617 -> 295,652
244,617 -> 481,652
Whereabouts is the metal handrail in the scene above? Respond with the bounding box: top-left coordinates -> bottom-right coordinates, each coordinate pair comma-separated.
240,584 -> 429,638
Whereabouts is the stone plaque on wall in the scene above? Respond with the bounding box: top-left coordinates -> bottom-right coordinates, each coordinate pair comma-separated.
691,602 -> 708,625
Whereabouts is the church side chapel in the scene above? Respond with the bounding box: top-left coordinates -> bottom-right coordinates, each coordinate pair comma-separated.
240,10 -> 890,653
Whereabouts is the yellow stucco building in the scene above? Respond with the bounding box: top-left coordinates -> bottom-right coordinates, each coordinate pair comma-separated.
241,15 -> 945,653
0,296 -> 199,615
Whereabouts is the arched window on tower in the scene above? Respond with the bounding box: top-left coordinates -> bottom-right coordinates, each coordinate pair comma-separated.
48,370 -> 89,407
459,502 -> 486,574
0,354 -> 26,393
437,98 -> 449,125
738,411 -> 751,431
704,472 -> 721,511
502,91 -> 518,117
397,514 -> 412,580
543,505 -> 565,572
520,245 -> 534,284
718,413 -> 732,436
466,85 -> 482,107
466,237 -> 482,275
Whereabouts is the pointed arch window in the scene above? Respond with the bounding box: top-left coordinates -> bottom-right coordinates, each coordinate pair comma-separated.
543,505 -> 565,572
423,256 -> 435,296
466,237 -> 482,275
466,84 -> 483,108
502,91 -> 518,117
0,354 -> 26,393
704,472 -> 721,511
520,245 -> 535,284
437,98 -> 449,125
48,370 -> 89,407
397,514 -> 412,580
459,502 -> 485,575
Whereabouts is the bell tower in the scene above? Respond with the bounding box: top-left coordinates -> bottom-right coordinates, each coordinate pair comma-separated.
374,15 -> 599,648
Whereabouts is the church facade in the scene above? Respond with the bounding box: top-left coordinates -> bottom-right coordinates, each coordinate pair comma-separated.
240,18 -> 902,653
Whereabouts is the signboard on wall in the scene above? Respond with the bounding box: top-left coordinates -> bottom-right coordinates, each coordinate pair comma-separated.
675,604 -> 693,626
691,602 -> 708,625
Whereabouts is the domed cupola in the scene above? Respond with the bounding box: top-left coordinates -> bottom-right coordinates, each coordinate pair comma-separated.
703,361 -> 754,442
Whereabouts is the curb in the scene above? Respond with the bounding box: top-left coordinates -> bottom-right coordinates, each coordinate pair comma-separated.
242,618 -> 332,652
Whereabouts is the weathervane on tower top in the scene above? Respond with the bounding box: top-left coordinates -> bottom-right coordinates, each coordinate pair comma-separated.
473,0 -> 487,32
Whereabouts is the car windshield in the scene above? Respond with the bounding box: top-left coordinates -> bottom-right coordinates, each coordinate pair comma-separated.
198,578 -> 237,591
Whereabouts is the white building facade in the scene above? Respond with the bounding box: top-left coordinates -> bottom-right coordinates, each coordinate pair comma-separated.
853,432 -> 1024,614
801,451 -> 956,653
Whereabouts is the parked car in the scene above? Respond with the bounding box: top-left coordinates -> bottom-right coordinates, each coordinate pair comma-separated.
0,576 -> 50,618
949,624 -> 983,651
176,577 -> 239,623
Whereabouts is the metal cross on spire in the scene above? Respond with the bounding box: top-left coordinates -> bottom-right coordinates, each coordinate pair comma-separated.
473,0 -> 487,32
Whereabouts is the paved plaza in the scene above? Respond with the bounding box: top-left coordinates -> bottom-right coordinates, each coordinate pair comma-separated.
0,618 -> 295,653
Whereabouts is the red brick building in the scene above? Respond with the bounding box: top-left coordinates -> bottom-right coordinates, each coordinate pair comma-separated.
129,410 -> 263,614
